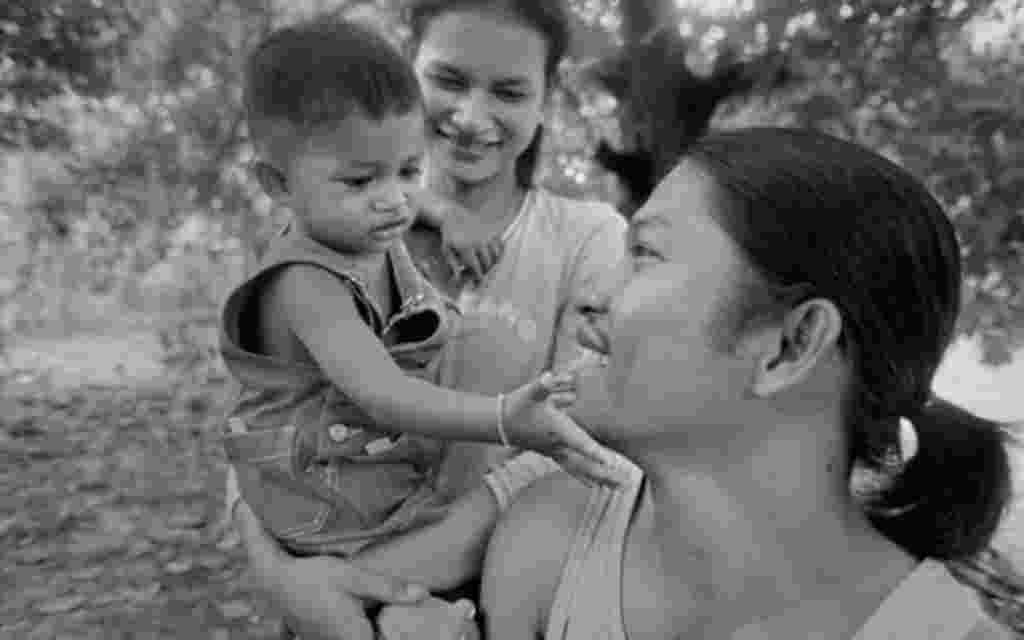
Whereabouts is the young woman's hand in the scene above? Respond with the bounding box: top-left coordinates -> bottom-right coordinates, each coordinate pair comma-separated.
407,186 -> 504,284
501,373 -> 621,487
377,598 -> 481,640
271,556 -> 430,640
233,500 -> 429,640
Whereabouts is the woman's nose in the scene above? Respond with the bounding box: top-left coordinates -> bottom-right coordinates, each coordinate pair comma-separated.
451,91 -> 489,130
372,181 -> 408,211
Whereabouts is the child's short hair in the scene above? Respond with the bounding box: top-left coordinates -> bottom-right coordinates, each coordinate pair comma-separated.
245,17 -> 422,162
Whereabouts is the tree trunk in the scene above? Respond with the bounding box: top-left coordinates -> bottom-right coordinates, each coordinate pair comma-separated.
620,0 -> 676,44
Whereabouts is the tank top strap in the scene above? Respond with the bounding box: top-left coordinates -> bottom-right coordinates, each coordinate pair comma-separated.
546,461 -> 644,640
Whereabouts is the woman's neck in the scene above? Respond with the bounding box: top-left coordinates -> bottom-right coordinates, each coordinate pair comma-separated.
427,166 -> 527,229
625,414 -> 915,613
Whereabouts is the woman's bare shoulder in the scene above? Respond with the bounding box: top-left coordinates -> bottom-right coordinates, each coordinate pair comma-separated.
480,471 -> 592,638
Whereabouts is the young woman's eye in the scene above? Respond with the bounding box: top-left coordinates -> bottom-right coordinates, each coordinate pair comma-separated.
399,165 -> 422,181
495,89 -> 528,102
430,73 -> 465,92
339,175 -> 373,189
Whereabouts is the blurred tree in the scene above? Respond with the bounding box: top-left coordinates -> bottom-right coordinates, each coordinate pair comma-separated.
1,0 -> 1021,363
0,0 -> 140,149
564,0 -> 1023,364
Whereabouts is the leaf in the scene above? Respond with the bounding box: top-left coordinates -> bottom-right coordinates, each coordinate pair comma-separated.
35,594 -> 87,614
216,599 -> 254,621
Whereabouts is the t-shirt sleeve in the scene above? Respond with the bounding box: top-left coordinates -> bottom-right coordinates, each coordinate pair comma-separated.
551,204 -> 627,371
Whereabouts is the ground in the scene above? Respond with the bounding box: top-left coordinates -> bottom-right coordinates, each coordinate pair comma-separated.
0,332 -> 283,640
1,329 -> 1022,639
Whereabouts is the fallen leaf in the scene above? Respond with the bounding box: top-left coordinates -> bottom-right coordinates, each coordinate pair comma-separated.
70,566 -> 105,581
11,546 -> 53,565
196,552 -> 229,571
217,599 -> 254,620
168,511 -> 207,529
164,559 -> 193,575
36,594 -> 87,614
66,532 -> 129,557
92,582 -> 162,606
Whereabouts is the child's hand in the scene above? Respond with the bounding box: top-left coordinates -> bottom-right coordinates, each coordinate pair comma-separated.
407,186 -> 503,284
502,373 -> 621,487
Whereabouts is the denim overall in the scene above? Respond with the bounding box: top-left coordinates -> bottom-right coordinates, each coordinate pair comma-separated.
219,227 -> 458,556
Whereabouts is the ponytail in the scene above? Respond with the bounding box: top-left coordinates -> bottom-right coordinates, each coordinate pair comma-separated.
867,397 -> 1014,560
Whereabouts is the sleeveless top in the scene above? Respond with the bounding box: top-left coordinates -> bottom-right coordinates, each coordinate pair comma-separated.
219,226 -> 459,556
545,466 -> 1012,640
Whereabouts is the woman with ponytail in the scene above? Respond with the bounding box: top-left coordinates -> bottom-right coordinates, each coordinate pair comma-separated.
449,127 -> 1017,640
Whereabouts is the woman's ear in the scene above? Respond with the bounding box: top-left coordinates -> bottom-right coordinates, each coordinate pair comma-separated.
251,161 -> 289,200
750,298 -> 843,398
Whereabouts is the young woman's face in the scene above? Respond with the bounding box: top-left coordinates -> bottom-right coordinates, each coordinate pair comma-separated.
412,10 -> 548,185
580,164 -> 759,447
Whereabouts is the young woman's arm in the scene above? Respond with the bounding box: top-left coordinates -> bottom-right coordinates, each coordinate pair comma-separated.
354,485 -> 500,591
232,496 -> 429,640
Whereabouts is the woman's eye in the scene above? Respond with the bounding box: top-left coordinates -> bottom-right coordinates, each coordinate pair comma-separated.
399,165 -> 422,181
495,89 -> 528,102
629,243 -> 663,264
430,74 -> 465,91
340,176 -> 373,189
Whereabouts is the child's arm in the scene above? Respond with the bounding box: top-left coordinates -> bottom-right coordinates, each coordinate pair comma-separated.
354,485 -> 499,591
272,265 -> 616,480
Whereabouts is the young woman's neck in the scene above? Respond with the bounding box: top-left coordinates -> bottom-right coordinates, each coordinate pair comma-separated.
428,165 -> 527,227
625,410 -> 915,610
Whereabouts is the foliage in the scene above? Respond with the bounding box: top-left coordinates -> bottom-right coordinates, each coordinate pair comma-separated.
567,0 -> 1024,364
0,0 -> 1022,366
0,0 -> 140,149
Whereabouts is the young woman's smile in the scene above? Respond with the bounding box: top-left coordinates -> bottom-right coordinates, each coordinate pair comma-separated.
413,10 -> 548,185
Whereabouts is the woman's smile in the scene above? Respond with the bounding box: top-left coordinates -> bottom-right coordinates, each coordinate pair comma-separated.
436,121 -> 502,148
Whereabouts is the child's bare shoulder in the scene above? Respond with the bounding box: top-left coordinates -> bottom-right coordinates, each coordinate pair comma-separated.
256,263 -> 359,358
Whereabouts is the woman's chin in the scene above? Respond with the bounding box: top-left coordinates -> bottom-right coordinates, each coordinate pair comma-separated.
442,161 -> 500,185
428,145 -> 501,184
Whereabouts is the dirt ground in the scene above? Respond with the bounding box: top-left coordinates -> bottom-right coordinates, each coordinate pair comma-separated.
1,330 -> 1022,639
1,332 -> 283,639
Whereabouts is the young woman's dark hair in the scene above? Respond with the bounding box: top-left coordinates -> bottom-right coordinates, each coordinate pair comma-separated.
686,127 -> 1013,561
403,0 -> 572,188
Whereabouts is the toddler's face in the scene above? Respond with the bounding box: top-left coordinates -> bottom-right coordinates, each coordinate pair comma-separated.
284,110 -> 426,255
